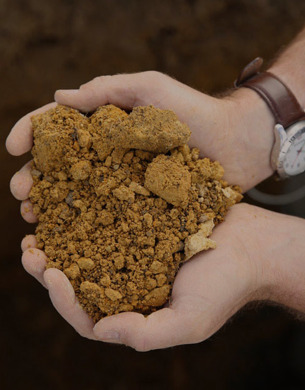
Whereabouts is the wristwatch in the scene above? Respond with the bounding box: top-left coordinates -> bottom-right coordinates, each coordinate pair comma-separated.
235,57 -> 305,179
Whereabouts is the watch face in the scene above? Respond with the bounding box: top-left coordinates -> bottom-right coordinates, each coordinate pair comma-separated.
283,125 -> 305,176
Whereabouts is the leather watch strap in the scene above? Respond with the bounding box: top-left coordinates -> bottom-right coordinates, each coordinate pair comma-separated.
235,57 -> 305,128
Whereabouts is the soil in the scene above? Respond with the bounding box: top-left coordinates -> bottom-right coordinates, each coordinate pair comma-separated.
29,104 -> 242,322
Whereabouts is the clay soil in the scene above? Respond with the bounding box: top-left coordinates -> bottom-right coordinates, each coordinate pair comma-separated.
30,104 -> 242,322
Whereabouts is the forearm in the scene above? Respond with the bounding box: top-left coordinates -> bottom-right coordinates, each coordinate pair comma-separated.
268,213 -> 305,312
269,27 -> 305,107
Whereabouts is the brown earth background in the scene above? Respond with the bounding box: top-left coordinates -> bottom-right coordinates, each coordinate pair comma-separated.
1,1 -> 305,389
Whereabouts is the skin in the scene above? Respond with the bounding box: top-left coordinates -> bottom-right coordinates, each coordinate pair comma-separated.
6,27 -> 305,351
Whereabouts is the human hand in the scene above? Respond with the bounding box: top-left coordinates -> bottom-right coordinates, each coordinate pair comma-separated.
7,71 -> 275,192
13,203 -> 305,350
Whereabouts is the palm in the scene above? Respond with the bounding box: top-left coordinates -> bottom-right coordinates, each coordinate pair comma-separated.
19,204 -> 257,350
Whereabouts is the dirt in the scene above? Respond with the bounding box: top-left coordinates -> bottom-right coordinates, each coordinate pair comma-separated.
29,104 -> 242,322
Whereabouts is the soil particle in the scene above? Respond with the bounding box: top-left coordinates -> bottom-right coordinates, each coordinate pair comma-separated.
145,154 -> 191,208
30,104 -> 242,322
109,105 -> 191,153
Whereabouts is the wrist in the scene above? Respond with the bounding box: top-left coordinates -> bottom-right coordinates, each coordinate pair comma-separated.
221,87 -> 275,190
243,205 -> 305,312
266,214 -> 305,312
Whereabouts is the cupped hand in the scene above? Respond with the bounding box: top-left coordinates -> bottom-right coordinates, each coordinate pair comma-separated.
17,202 -> 304,351
18,203 -> 264,348
7,71 -> 275,191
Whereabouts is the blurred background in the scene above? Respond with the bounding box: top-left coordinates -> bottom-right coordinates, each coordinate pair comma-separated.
1,0 -> 305,389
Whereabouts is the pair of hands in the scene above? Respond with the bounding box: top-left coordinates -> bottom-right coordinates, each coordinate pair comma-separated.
6,71 -> 305,351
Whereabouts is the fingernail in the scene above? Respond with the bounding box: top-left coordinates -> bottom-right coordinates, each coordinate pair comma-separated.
56,89 -> 79,95
98,330 -> 120,342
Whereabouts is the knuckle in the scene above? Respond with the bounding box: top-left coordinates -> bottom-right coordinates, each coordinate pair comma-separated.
184,314 -> 207,343
79,78 -> 98,90
76,328 -> 89,338
79,82 -> 90,90
79,75 -> 112,90
144,70 -> 164,83
96,75 -> 112,82
190,323 -> 205,342
119,326 -> 151,352
132,334 -> 151,352
9,173 -> 17,190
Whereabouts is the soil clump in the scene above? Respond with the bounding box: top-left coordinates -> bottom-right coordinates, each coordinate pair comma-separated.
30,104 -> 242,322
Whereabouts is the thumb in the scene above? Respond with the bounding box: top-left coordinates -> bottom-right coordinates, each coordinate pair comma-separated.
93,300 -> 209,352
54,71 -> 165,112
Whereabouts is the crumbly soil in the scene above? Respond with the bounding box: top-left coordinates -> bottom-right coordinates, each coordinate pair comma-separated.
29,104 -> 242,322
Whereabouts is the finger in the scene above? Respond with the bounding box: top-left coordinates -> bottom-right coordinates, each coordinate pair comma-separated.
21,235 -> 37,252
93,298 -> 209,352
54,71 -> 165,112
6,102 -> 57,156
44,268 -> 96,340
20,199 -> 38,223
10,161 -> 33,200
22,248 -> 47,287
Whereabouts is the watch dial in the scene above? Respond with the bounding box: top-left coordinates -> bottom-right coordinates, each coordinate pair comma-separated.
284,129 -> 305,175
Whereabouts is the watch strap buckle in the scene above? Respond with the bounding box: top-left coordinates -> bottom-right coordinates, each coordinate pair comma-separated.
234,57 -> 264,87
